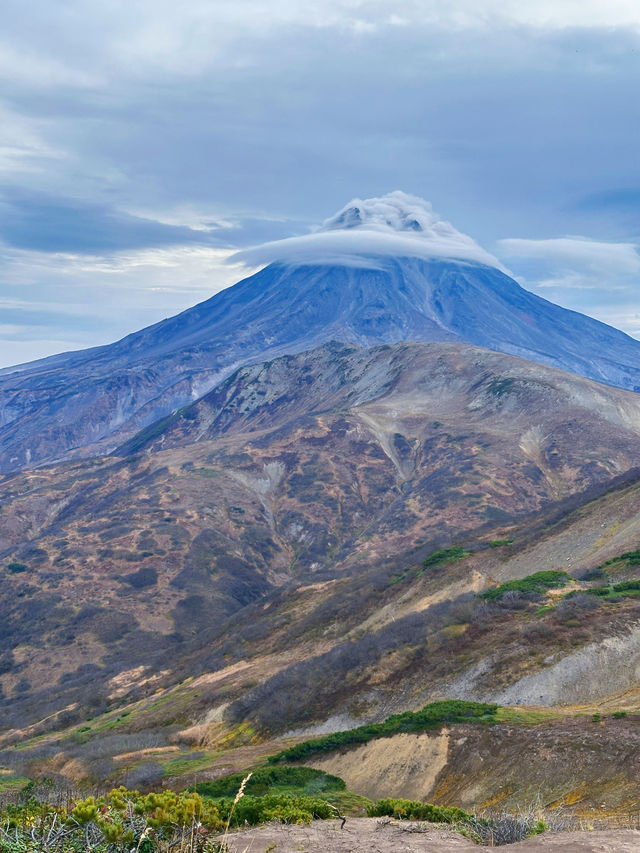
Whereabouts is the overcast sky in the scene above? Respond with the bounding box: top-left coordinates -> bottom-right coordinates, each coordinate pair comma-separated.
1,0 -> 640,367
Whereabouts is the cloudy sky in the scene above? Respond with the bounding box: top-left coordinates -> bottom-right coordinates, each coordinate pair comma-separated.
1,0 -> 640,367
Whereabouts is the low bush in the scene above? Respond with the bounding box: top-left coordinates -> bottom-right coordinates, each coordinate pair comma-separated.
612,580 -> 640,593
0,787 -> 224,852
467,812 -> 547,846
366,797 -> 469,823
554,593 -> 601,619
422,546 -> 469,571
481,571 -> 570,602
195,766 -> 345,798
602,547 -> 640,568
582,579 -> 640,601
214,793 -> 334,826
366,799 -> 548,846
499,590 -> 530,610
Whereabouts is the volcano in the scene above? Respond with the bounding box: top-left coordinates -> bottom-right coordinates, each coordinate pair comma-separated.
1,191 -> 640,473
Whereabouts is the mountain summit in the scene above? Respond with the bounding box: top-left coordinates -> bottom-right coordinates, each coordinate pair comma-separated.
2,191 -> 640,473
234,191 -> 503,269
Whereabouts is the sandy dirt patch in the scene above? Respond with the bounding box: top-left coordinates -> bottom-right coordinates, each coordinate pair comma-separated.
305,731 -> 450,801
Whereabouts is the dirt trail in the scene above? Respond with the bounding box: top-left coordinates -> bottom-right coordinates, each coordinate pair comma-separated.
219,819 -> 640,852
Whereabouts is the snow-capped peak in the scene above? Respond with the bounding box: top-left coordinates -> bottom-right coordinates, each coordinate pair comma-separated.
234,191 -> 503,270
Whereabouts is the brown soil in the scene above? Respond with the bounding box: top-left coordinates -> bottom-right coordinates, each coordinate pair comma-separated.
217,819 -> 640,852
306,731 -> 450,801
289,717 -> 640,816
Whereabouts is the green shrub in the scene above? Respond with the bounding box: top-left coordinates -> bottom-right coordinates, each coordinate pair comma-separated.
612,580 -> 640,593
481,570 -> 570,602
586,586 -> 611,597
392,546 -> 471,585
613,711 -> 627,719
489,539 -> 513,548
366,798 -> 549,845
603,547 -> 640,568
195,766 -> 345,798
0,786 -> 225,851
592,713 -> 601,722
7,562 -> 27,573
214,793 -> 334,826
530,819 -> 547,836
366,797 -> 470,823
582,580 -> 640,601
268,700 -> 499,764
422,546 -> 469,570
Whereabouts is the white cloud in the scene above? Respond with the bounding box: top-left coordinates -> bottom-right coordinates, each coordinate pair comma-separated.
534,273 -> 620,290
2,1 -> 638,93
234,191 -> 504,269
0,244 -> 255,368
0,43 -> 101,89
121,204 -> 237,233
496,235 -> 640,340
596,305 -> 640,336
430,0 -> 640,29
2,244 -> 248,294
0,104 -> 66,176
498,236 -> 640,275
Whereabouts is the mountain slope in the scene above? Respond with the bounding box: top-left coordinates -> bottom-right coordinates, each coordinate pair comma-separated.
3,195 -> 640,473
119,339 -> 640,464
3,341 -> 640,737
3,415 -> 640,810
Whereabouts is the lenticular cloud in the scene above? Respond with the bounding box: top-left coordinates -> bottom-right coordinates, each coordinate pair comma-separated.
234,191 -> 503,270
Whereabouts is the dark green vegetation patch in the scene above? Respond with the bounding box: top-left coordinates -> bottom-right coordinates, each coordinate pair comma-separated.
601,547 -> 640,569
481,570 -> 570,601
389,545 -> 471,585
422,545 -> 469,570
578,579 -> 640,601
213,793 -> 335,827
489,538 -> 513,548
195,766 -> 345,798
268,700 -> 498,763
367,797 -> 470,823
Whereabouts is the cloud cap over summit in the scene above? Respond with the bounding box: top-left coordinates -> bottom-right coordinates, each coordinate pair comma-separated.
234,191 -> 504,270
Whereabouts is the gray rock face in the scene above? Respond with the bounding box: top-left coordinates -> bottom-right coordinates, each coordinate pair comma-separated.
2,256 -> 640,473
